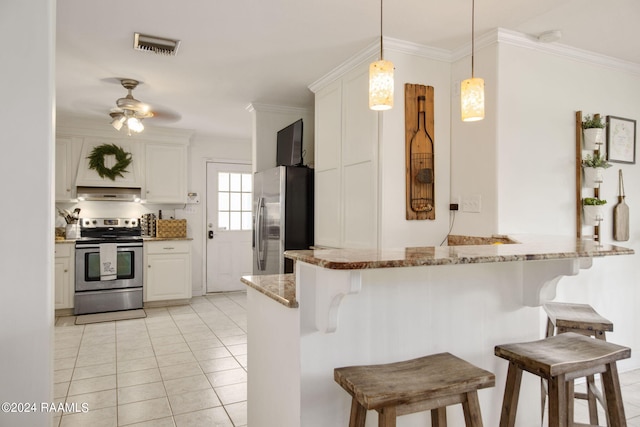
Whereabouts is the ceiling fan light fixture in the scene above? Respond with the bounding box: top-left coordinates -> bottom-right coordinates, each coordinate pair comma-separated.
126,117 -> 144,133
111,114 -> 126,130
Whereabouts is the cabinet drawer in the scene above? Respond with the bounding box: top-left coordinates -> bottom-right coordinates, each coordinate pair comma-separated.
145,241 -> 190,255
54,243 -> 74,258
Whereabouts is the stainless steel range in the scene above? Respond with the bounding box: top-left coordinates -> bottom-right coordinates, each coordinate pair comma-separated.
74,218 -> 143,315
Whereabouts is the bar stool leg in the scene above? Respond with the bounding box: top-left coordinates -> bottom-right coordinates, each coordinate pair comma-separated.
378,406 -> 396,427
585,375 -> 599,424
547,374 -> 567,427
500,362 -> 523,427
431,407 -> 447,427
601,362 -> 627,427
541,318 -> 554,423
462,391 -> 484,427
566,380 -> 574,426
595,332 -> 612,427
349,398 -> 367,427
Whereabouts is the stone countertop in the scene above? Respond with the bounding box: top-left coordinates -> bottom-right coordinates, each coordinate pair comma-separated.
142,237 -> 192,242
284,235 -> 634,270
241,274 -> 297,308
54,238 -> 76,244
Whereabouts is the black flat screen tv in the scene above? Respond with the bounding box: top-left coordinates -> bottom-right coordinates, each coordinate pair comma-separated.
276,119 -> 303,166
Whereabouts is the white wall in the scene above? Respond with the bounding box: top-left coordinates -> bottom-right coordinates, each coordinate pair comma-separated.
450,39 -> 500,236
448,31 -> 640,370
0,1 -> 55,426
248,104 -> 314,173
181,133 -> 251,295
379,49 -> 453,247
494,40 -> 640,370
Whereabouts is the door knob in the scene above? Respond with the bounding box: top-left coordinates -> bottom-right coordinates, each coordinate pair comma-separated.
208,230 -> 215,239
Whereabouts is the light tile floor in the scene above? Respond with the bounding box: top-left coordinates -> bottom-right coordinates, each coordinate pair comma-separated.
53,292 -> 248,427
54,291 -> 640,426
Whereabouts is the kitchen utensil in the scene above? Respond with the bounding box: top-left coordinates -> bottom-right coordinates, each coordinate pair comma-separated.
57,207 -> 76,224
613,169 -> 629,241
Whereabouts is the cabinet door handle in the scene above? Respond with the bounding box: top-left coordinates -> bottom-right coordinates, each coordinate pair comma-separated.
163,247 -> 174,250
148,265 -> 151,268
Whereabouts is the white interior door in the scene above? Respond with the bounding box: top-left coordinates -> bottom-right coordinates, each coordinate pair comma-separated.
206,162 -> 253,292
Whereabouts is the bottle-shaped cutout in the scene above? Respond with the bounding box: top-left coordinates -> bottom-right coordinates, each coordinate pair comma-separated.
410,95 -> 434,212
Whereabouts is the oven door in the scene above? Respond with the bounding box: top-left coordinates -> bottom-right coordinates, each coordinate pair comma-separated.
75,242 -> 143,292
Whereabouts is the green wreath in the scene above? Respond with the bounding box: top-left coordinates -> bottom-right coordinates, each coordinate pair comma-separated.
87,143 -> 132,181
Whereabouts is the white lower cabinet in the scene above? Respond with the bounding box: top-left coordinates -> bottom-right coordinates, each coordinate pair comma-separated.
144,240 -> 192,302
54,243 -> 74,310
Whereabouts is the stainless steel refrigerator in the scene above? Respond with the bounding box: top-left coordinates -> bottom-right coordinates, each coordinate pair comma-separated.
253,166 -> 314,275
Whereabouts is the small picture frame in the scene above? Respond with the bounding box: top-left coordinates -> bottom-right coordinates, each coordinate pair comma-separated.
607,116 -> 636,164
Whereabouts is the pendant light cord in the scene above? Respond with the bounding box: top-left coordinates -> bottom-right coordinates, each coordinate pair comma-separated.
471,0 -> 475,78
380,0 -> 384,60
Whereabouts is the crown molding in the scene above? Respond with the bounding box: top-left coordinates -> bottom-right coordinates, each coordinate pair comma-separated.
246,103 -> 311,115
309,28 -> 640,93
452,28 -> 640,75
308,37 -> 452,93
308,41 -> 378,93
385,37 -> 452,62
495,28 -> 640,75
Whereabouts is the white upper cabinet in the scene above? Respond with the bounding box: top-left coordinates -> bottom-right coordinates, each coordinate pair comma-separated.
55,123 -> 192,204
313,65 -> 379,249
55,137 -> 79,201
144,143 -> 187,204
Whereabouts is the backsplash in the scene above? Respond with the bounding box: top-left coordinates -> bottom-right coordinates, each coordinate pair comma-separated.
54,201 -> 181,227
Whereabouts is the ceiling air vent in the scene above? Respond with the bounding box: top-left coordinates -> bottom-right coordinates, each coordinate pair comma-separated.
133,33 -> 181,56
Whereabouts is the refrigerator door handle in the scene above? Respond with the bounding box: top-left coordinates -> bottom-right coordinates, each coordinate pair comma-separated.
255,197 -> 266,271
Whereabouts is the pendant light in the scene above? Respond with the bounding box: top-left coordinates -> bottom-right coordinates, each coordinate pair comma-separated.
461,0 -> 484,121
369,0 -> 394,111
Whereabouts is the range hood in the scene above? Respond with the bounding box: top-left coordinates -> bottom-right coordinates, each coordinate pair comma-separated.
76,186 -> 142,202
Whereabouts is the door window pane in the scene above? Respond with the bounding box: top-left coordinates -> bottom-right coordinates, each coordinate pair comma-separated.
242,212 -> 252,231
218,171 -> 253,231
218,173 -> 229,191
230,193 -> 241,211
230,173 -> 241,192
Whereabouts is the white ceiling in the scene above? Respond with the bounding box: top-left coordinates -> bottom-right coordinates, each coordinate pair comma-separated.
56,0 -> 640,140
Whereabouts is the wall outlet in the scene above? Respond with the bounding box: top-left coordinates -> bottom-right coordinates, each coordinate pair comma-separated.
450,196 -> 460,211
462,195 -> 482,213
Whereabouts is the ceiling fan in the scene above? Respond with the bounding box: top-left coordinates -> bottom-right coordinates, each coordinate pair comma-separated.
109,78 -> 154,135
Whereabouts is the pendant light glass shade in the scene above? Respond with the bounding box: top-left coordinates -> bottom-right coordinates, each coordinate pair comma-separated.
461,77 -> 485,121
369,59 -> 394,111
461,0 -> 484,122
369,0 -> 393,111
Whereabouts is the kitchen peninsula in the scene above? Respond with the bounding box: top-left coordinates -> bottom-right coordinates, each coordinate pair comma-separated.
242,235 -> 633,427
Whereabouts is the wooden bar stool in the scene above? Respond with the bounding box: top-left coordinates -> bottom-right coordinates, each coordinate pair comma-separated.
543,302 -> 614,425
334,352 -> 495,427
495,332 -> 630,427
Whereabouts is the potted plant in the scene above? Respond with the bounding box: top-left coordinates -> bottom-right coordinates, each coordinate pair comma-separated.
582,115 -> 606,150
582,153 -> 612,187
583,197 -> 607,225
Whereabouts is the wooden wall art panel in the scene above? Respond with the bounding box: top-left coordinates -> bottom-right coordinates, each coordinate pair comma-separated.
405,83 -> 435,220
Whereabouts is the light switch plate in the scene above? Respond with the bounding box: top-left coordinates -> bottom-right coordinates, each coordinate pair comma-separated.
186,192 -> 200,204
462,195 -> 481,213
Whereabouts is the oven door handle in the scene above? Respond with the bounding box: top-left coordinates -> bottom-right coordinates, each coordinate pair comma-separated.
76,242 -> 143,249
